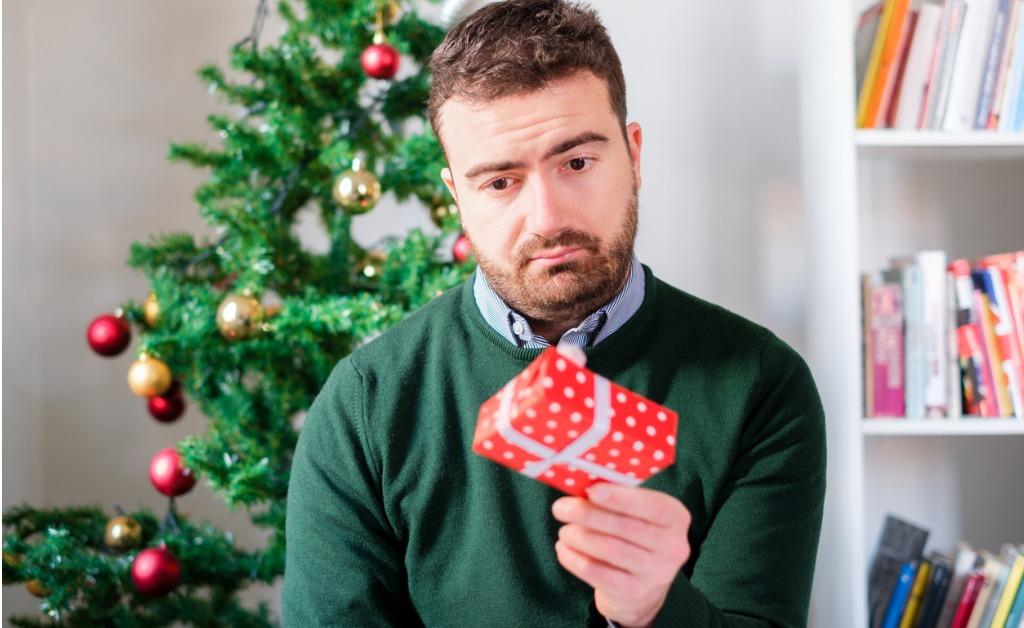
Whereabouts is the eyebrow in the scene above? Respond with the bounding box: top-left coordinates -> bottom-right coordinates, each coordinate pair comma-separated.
462,131 -> 611,181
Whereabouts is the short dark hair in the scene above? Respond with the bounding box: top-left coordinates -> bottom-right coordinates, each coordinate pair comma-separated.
427,0 -> 627,150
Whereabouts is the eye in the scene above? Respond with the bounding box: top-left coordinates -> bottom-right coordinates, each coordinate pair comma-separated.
565,157 -> 594,172
486,177 -> 514,192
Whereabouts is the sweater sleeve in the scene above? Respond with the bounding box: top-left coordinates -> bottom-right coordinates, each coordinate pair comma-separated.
283,358 -> 419,627
652,333 -> 827,628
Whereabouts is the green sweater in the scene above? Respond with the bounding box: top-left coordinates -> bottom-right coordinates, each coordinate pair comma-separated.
283,265 -> 826,627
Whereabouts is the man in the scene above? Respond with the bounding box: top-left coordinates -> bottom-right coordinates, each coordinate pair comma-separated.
283,1 -> 826,626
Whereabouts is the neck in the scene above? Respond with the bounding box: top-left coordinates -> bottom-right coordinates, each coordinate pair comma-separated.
523,262 -> 632,345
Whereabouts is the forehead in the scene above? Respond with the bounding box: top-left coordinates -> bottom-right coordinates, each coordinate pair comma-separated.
437,71 -> 618,166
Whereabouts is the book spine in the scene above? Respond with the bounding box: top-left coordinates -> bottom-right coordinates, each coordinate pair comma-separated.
952,259 -> 990,416
919,251 -> 949,417
873,283 -> 907,416
926,0 -> 969,128
900,560 -> 933,628
950,571 -> 985,628
860,0 -> 901,128
884,11 -> 921,127
973,288 -> 1003,417
981,265 -> 1024,417
975,284 -> 1014,416
989,552 -> 1024,627
864,275 -> 876,417
917,561 -> 953,628
947,271 -> 964,418
943,0 -> 999,131
988,0 -> 1022,127
976,0 -> 1014,128
906,265 -> 926,417
1003,3 -> 1024,130
883,561 -> 919,628
896,3 -> 945,129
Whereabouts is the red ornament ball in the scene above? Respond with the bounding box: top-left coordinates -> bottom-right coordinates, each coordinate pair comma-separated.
149,447 -> 195,497
147,383 -> 185,423
87,314 -> 131,357
361,42 -> 400,79
130,547 -> 181,597
453,234 -> 473,264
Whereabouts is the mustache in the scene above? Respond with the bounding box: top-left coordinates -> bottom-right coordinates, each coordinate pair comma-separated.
515,229 -> 600,269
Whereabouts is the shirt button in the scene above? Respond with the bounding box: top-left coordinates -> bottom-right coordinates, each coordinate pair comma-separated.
512,321 -> 525,336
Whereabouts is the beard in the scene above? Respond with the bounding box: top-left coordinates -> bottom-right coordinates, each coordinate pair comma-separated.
467,177 -> 639,326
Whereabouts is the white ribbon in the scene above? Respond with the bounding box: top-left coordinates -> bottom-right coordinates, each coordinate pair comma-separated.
494,370 -> 642,487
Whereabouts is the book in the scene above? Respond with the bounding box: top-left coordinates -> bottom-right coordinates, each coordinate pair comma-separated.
937,543 -> 982,627
988,0 -> 1022,127
858,2 -> 888,98
917,555 -> 953,628
975,284 -> 1015,416
861,0 -> 913,128
900,558 -> 932,627
992,550 -> 1024,627
1006,567 -> 1024,627
952,259 -> 992,416
919,251 -> 949,417
943,0 -> 1000,131
896,1 -> 946,128
925,0 -> 969,127
1001,2 -> 1024,130
950,571 -> 987,628
979,257 -> 1024,418
870,515 -> 930,628
981,545 -> 1023,627
966,551 -> 1004,627
884,10 -> 921,127
864,274 -> 877,418
976,0 -> 1016,128
872,282 -> 907,416
883,560 -> 920,628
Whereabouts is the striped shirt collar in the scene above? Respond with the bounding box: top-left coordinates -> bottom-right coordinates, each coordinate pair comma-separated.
472,252 -> 645,349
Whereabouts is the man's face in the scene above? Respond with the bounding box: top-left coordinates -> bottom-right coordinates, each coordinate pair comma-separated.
439,70 -> 643,324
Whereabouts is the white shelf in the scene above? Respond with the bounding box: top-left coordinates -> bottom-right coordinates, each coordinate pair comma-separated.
862,418 -> 1024,436
855,130 -> 1024,159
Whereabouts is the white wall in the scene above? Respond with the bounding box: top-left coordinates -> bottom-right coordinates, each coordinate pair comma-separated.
2,0 -> 808,623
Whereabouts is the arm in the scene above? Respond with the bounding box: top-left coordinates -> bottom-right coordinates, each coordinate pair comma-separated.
283,359 -> 419,627
651,334 -> 827,627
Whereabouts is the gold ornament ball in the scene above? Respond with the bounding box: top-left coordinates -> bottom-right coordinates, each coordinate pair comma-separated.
357,251 -> 387,280
2,552 -> 22,585
332,166 -> 382,215
381,0 -> 401,24
104,516 -> 142,551
26,579 -> 49,598
430,203 -> 460,229
143,292 -> 161,327
216,293 -> 264,340
127,354 -> 173,397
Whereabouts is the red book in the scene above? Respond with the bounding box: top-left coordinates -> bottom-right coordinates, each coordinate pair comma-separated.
870,283 -> 906,416
950,571 -> 985,628
951,260 -> 989,416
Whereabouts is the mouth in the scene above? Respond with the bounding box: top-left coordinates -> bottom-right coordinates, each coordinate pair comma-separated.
529,247 -> 584,267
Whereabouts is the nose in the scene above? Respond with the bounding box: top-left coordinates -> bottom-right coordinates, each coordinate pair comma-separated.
523,173 -> 570,240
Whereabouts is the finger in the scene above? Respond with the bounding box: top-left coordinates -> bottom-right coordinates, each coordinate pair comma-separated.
554,539 -> 631,593
585,483 -> 690,528
551,497 -> 666,552
558,523 -> 654,574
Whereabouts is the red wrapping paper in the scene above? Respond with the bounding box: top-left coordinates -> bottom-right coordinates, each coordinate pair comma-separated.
472,347 -> 679,496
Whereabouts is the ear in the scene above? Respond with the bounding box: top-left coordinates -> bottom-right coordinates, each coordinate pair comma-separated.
440,167 -> 458,202
625,122 -> 642,189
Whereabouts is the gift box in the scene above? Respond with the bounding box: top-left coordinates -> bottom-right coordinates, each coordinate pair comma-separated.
472,347 -> 679,496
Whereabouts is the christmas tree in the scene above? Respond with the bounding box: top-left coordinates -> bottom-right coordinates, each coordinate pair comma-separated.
2,0 -> 474,624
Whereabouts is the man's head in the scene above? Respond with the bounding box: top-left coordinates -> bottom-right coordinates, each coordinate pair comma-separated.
428,0 -> 642,327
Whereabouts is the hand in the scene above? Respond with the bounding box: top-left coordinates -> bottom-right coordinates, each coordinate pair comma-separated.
551,483 -> 692,628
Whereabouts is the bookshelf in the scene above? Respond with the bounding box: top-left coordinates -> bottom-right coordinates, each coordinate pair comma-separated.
800,1 -> 1024,626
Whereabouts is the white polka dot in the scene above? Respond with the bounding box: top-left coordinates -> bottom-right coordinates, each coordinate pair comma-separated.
570,412 -> 583,423
483,440 -> 493,450
523,425 -> 534,434
568,430 -> 579,438
526,408 -> 536,418
542,377 -> 554,389
616,392 -> 627,403
637,401 -> 648,412
563,387 -> 575,398
633,441 -> 644,452
565,478 -> 575,486
584,397 -> 594,408
576,372 -> 586,384
503,451 -> 514,460
543,435 -> 555,444
610,448 -> 620,457
549,402 -> 561,413
606,462 -> 617,470
612,431 -> 624,442
646,426 -> 657,437
630,457 -> 640,466
585,453 -> 596,461
545,470 -> 555,478
546,419 -> 557,429
653,450 -> 665,461
667,435 -> 676,446
650,466 -> 661,473
626,416 -> 636,427
556,359 -> 567,371
657,411 -> 667,422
